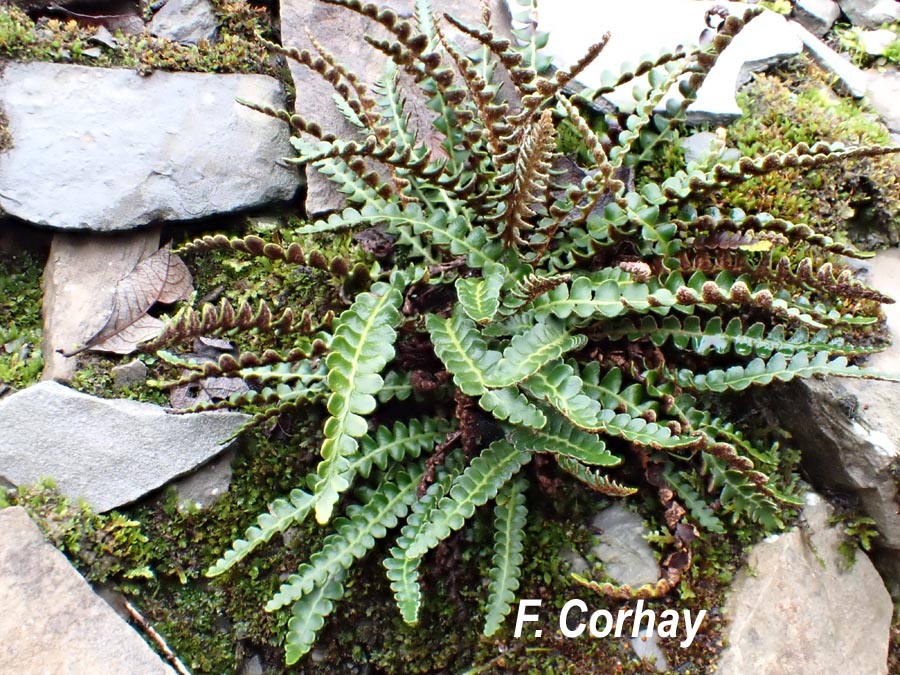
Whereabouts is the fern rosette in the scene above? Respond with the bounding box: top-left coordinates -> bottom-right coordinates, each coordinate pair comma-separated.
152,0 -> 898,662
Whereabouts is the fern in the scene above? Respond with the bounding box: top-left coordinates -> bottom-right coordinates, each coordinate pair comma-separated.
483,476 -> 528,636
384,451 -> 463,625
152,0 -> 900,662
404,440 -> 532,560
314,275 -> 406,524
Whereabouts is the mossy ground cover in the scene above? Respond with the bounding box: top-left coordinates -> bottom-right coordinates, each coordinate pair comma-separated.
0,2 -> 287,80
5,427 -> 760,674
0,249 -> 44,390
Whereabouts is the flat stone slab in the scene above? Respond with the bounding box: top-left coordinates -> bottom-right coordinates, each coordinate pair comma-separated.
0,62 -> 301,231
0,382 -> 248,512
0,506 -> 176,674
716,493 -> 892,675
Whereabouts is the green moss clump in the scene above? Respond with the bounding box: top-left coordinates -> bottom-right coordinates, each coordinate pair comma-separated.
720,64 -> 900,248
0,3 -> 279,78
0,250 -> 44,390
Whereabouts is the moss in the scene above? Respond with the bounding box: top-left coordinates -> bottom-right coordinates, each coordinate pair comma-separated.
0,3 -> 281,80
6,414 -> 787,674
719,62 -> 900,248
0,249 -> 44,390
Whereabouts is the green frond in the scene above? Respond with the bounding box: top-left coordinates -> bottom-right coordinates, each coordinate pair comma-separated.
404,440 -> 532,560
600,315 -> 872,359
456,262 -> 505,323
426,307 -> 500,395
483,476 -> 528,636
578,362 -> 659,418
268,464 -> 422,612
284,571 -> 347,665
354,418 -> 451,479
489,318 -> 587,387
385,453 -> 462,625
663,467 -> 725,534
314,276 -> 406,524
206,488 -> 315,577
510,410 -> 619,466
555,456 -> 637,497
378,370 -> 415,402
522,360 -> 602,430
478,387 -> 547,429
708,457 -> 784,530
676,351 -> 888,393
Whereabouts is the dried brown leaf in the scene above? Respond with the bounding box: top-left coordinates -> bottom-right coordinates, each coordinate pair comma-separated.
63,244 -> 194,356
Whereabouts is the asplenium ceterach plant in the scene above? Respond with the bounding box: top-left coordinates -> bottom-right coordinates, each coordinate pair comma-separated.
148,0 -> 898,663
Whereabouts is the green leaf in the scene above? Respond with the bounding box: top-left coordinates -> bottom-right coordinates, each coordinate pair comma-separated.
315,277 -> 405,524
510,409 -> 619,466
284,571 -> 347,665
426,307 -> 501,396
676,351 -> 888,393
456,262 -> 505,323
489,318 -> 587,387
385,455 -> 462,625
522,360 -> 602,429
268,465 -> 422,612
405,440 -> 532,560
483,476 -> 528,636
479,387 -> 547,428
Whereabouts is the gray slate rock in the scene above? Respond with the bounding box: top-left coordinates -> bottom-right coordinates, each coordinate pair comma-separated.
0,506 -> 176,675
790,20 -> 869,97
0,62 -> 300,231
282,0 -> 515,215
838,0 -> 900,28
793,0 -> 842,36
0,382 -> 248,512
111,358 -> 149,390
867,69 -> 900,133
589,504 -> 659,588
716,493 -> 892,675
41,230 -> 160,382
762,249 -> 900,585
512,1 -> 801,124
172,448 -> 235,511
149,0 -> 218,44
859,28 -> 899,55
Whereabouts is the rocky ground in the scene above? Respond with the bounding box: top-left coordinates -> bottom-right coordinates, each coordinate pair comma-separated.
1,0 -> 900,673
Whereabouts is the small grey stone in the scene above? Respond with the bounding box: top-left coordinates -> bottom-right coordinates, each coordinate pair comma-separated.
0,506 -> 176,674
149,0 -> 218,45
859,28 -> 899,56
790,21 -> 869,97
838,0 -> 900,29
868,69 -> 900,132
41,229 -> 161,382
111,358 -> 149,390
716,493 -> 892,675
240,654 -> 265,675
0,62 -> 300,231
172,448 -> 235,511
631,628 -> 669,672
0,382 -> 248,512
793,0 -> 841,36
680,131 -> 720,164
589,504 -> 659,588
